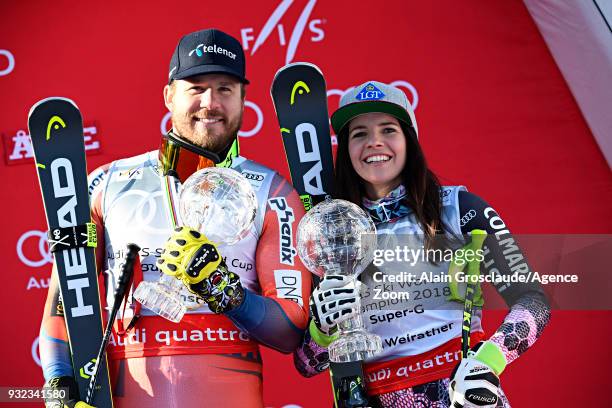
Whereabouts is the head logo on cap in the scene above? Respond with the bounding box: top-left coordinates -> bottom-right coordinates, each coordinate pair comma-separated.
356,83 -> 385,101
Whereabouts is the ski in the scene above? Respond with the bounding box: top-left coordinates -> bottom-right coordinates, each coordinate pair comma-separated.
271,62 -> 334,211
271,63 -> 370,408
28,98 -> 113,407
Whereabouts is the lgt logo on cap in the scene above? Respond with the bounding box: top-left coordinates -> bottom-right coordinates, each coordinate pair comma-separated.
356,83 -> 385,101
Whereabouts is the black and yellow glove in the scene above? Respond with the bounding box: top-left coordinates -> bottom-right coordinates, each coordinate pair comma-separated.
44,376 -> 95,408
157,227 -> 245,313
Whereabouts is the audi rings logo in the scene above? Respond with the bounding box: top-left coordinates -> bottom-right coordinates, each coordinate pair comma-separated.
17,230 -> 52,267
0,49 -> 15,77
242,172 -> 264,182
160,100 -> 264,138
460,210 -> 477,227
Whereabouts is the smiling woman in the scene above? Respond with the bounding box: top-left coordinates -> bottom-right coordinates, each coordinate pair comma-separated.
334,81 -> 443,249
347,113 -> 407,200
294,80 -> 551,408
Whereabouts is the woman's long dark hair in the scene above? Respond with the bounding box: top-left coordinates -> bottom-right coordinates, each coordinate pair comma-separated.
334,122 -> 445,249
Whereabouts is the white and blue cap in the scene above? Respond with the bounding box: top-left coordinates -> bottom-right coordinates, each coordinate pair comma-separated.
331,81 -> 418,138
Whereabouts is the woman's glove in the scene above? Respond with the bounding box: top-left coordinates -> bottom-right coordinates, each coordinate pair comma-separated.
309,275 -> 360,337
449,341 -> 507,407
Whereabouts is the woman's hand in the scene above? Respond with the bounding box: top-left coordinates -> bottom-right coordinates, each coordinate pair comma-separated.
309,275 -> 360,335
449,341 -> 506,408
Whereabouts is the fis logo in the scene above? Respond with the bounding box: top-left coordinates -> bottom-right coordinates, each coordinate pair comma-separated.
356,83 -> 385,101
117,166 -> 143,181
268,197 -> 297,266
241,0 -> 325,64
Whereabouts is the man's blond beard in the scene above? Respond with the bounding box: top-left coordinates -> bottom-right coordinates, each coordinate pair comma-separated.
172,110 -> 243,153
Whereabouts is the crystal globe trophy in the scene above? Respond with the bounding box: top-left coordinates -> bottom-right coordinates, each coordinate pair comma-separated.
297,198 -> 382,362
133,167 -> 257,322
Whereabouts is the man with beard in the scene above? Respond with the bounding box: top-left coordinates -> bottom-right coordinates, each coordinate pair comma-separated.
39,28 -> 311,408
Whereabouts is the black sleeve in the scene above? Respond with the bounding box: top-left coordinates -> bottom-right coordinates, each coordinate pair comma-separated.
457,191 -> 548,307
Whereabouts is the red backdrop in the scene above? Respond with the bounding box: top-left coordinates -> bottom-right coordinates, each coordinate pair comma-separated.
1,1 -> 611,407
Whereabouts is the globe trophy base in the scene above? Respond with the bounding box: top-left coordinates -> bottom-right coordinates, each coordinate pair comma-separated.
328,330 -> 383,363
133,277 -> 186,323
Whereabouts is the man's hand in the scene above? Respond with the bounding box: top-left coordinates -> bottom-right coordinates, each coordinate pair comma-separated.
44,376 -> 95,408
157,227 -> 245,313
449,341 -> 506,407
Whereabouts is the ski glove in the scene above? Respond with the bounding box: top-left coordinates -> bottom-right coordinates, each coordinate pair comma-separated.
449,341 -> 507,408
309,275 -> 360,337
157,227 -> 245,313
44,376 -> 95,408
